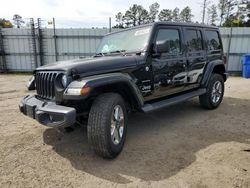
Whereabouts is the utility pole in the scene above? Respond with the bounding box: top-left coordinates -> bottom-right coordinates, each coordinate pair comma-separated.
202,0 -> 207,24
109,17 -> 111,33
53,18 -> 58,61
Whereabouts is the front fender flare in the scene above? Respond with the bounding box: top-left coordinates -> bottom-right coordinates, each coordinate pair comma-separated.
64,73 -> 144,107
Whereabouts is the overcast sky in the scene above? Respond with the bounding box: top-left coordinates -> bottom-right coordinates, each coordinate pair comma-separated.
1,0 -> 219,28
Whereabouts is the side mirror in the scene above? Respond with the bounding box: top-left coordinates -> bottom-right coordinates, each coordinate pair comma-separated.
155,40 -> 170,54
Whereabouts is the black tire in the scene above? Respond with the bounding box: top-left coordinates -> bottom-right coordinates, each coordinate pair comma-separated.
87,93 -> 127,158
199,73 -> 224,109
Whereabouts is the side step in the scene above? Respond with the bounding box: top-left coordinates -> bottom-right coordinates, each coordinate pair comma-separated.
141,88 -> 206,113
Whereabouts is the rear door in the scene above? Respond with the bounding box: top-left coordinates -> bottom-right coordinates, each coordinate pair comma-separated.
183,27 -> 207,90
151,26 -> 187,99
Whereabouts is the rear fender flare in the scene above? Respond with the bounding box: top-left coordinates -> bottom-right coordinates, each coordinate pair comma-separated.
201,60 -> 226,87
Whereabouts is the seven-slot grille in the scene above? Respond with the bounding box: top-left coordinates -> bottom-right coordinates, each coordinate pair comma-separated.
35,71 -> 58,99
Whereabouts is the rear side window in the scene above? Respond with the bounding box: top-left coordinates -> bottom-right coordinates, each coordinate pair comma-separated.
185,29 -> 203,52
205,30 -> 222,51
156,29 -> 181,54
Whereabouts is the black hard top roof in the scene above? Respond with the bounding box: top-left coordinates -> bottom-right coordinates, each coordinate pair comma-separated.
133,21 -> 218,30
107,21 -> 218,36
152,21 -> 218,29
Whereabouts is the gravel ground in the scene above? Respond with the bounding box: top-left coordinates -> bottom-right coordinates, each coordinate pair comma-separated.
0,74 -> 250,188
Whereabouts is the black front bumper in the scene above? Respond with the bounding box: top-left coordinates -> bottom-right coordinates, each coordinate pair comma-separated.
19,95 -> 76,128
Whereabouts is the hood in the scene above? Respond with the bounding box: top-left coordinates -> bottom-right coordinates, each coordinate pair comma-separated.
35,55 -> 140,76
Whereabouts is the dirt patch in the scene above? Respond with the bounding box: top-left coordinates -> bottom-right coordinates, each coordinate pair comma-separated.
0,75 -> 250,188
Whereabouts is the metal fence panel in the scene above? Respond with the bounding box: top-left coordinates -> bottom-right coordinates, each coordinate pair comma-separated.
220,27 -> 250,73
0,27 -> 249,73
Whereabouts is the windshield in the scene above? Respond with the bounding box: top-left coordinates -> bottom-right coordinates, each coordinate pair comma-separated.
96,26 -> 152,54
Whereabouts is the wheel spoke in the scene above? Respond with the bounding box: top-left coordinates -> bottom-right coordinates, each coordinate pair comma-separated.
212,95 -> 216,103
111,124 -> 115,135
119,126 -> 124,138
211,81 -> 223,104
111,105 -> 124,145
118,108 -> 123,121
111,128 -> 116,142
218,84 -> 222,93
113,128 -> 120,142
114,107 -> 119,121
215,82 -> 220,90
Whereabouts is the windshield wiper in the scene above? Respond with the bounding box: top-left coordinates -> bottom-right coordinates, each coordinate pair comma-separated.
94,52 -> 107,57
95,50 -> 141,57
109,50 -> 126,55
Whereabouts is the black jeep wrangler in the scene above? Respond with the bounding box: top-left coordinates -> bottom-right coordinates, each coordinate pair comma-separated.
19,22 -> 228,158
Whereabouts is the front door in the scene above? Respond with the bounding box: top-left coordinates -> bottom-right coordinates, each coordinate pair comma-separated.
151,26 -> 187,99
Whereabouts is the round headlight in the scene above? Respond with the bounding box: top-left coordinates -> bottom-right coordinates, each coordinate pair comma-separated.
61,75 -> 68,88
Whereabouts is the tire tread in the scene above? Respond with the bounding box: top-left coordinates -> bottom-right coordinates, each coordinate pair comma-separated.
199,73 -> 224,109
88,93 -> 126,158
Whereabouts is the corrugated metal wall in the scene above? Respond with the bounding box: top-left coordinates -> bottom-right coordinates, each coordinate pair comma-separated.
44,28 -> 115,63
0,27 -> 249,73
220,27 -> 250,73
2,29 -> 34,71
0,28 -> 118,72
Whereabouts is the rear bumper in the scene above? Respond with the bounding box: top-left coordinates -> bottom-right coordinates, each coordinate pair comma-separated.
19,95 -> 76,128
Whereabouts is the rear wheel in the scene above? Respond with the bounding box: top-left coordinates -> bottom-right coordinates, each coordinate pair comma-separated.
87,93 -> 127,158
199,73 -> 224,109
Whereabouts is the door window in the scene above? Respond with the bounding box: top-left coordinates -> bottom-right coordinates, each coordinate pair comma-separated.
205,30 -> 222,51
156,29 -> 181,54
186,29 -> 203,52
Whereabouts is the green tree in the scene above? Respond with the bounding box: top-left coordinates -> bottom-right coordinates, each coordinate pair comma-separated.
222,0 -> 249,27
172,8 -> 180,22
207,4 -> 218,25
121,4 -> 149,27
158,9 -> 173,21
236,0 -> 250,26
13,14 -> 24,28
218,0 -> 227,26
223,15 -> 244,26
148,2 -> 160,23
137,7 -> 149,25
113,12 -> 124,28
218,0 -> 237,26
114,2 -> 160,28
245,1 -> 250,26
0,18 -> 13,28
225,0 -> 236,21
123,5 -> 138,27
180,6 -> 193,22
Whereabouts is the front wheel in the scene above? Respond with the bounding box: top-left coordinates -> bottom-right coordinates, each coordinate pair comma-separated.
199,73 -> 224,109
87,93 -> 127,158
